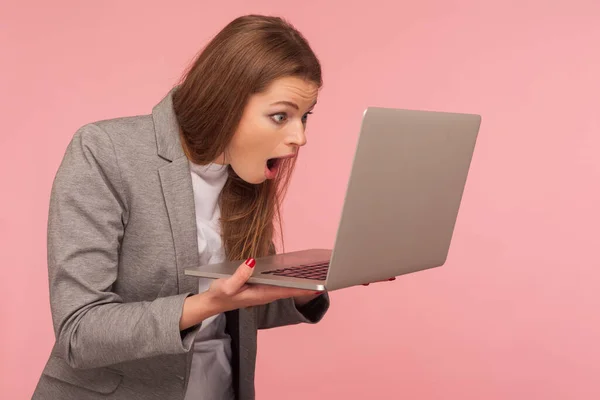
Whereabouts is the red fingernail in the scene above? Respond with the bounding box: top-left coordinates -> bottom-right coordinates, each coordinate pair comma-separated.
245,258 -> 256,268
388,277 -> 396,281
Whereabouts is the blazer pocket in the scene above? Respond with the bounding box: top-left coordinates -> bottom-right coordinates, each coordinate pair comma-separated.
43,356 -> 123,394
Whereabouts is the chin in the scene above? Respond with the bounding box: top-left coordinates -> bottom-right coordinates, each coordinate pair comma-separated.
233,169 -> 265,185
244,176 -> 266,185
230,161 -> 269,185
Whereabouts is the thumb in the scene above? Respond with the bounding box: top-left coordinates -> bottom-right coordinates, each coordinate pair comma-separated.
221,258 -> 256,295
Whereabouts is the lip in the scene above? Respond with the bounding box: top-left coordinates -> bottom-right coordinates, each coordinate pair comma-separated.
265,153 -> 297,179
273,153 -> 297,160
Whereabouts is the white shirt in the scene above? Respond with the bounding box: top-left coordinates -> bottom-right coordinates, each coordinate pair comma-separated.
184,161 -> 234,400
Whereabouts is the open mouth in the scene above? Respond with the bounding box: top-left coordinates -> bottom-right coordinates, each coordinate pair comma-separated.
265,154 -> 295,179
265,158 -> 281,179
266,158 -> 280,171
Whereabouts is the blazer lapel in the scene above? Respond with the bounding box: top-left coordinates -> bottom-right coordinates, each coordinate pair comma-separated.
153,87 -> 199,295
158,159 -> 199,295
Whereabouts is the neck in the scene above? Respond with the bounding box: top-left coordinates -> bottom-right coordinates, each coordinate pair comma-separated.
212,153 -> 227,165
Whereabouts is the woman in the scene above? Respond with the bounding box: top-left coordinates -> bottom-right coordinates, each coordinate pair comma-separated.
33,15 -> 330,400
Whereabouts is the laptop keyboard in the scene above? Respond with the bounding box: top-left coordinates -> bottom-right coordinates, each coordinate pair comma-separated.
261,261 -> 329,280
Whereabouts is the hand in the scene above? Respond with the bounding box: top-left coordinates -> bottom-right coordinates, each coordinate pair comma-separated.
361,277 -> 396,286
207,258 -> 320,310
180,258 -> 319,330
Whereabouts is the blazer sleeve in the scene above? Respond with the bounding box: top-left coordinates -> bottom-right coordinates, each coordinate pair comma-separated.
47,124 -> 199,370
254,293 -> 330,330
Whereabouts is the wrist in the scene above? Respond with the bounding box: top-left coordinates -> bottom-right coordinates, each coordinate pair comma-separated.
179,291 -> 224,331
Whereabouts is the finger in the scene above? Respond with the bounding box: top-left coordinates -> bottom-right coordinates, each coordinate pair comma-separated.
363,277 -> 395,286
243,284 -> 316,302
221,258 -> 256,296
293,288 -> 322,297
265,286 -> 316,299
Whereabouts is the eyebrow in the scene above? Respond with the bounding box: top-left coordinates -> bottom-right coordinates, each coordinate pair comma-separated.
270,100 -> 317,110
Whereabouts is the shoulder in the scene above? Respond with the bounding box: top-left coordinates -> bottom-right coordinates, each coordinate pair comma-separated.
80,114 -> 156,157
55,113 -> 158,204
65,113 -> 160,181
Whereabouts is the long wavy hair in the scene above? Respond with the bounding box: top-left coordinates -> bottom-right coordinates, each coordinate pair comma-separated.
172,15 -> 322,261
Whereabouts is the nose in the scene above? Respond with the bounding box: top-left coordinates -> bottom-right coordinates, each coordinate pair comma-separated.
286,122 -> 307,147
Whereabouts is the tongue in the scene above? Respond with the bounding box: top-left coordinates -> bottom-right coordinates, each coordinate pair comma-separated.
265,159 -> 278,179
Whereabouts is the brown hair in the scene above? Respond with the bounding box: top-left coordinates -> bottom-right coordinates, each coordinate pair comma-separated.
172,15 -> 322,261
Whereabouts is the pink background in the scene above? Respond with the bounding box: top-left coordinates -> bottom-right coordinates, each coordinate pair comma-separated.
2,1 -> 599,399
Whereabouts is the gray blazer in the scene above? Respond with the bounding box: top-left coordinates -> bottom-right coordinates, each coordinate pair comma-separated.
32,89 -> 329,400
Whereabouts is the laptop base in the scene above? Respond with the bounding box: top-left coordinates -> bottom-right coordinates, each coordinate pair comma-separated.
184,248 -> 331,290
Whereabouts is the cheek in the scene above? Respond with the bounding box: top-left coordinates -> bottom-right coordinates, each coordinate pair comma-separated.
232,120 -> 279,158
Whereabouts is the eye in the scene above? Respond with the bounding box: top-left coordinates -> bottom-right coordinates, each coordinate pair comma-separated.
270,113 -> 288,124
302,111 -> 313,124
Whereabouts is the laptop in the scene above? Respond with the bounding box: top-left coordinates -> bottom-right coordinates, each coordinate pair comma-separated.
184,107 -> 481,291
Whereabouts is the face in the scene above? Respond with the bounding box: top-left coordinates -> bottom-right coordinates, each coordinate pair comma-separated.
219,76 -> 319,184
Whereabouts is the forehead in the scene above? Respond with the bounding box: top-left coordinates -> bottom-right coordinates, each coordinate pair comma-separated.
258,76 -> 319,105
